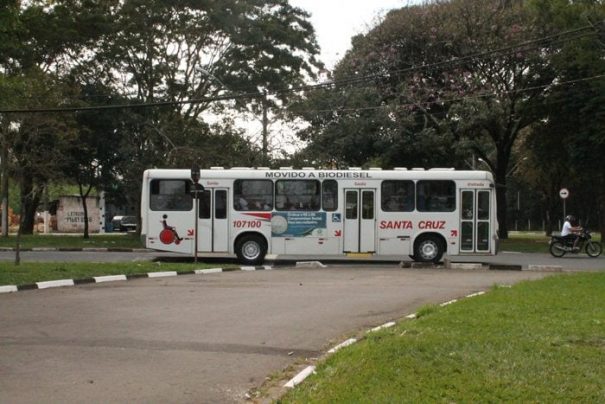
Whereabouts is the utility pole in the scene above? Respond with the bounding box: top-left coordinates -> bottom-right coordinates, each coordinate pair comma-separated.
190,165 -> 203,263
1,121 -> 9,237
261,91 -> 268,164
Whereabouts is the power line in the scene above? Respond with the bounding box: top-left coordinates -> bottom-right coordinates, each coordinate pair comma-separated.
288,74 -> 605,116
0,91 -> 262,114
0,23 -> 600,114
279,24 -> 599,93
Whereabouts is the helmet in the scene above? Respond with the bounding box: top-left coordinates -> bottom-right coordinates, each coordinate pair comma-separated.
566,215 -> 576,223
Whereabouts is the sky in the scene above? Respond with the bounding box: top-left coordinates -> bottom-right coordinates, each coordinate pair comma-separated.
242,1 -> 423,154
290,0 -> 421,69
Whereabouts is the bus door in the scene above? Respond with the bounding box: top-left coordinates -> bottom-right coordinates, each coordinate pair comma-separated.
460,189 -> 492,253
198,188 -> 229,252
343,189 -> 376,253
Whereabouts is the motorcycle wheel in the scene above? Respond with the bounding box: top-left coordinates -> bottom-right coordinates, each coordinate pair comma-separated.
549,240 -> 567,257
585,242 -> 602,258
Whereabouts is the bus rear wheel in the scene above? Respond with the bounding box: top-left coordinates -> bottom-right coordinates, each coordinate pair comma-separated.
414,236 -> 444,263
235,234 -> 267,265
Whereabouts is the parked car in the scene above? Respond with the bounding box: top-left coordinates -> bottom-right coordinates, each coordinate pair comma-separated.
111,215 -> 137,232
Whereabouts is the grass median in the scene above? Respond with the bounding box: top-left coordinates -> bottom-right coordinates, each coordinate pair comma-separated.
0,262 -> 220,286
0,234 -> 143,250
498,231 -> 600,253
499,235 -> 550,253
281,273 -> 605,403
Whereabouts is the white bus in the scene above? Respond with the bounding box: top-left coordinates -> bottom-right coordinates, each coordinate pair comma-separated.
141,167 -> 498,264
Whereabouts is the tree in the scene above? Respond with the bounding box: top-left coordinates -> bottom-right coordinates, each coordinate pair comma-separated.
0,0 -> 21,66
1,69 -> 77,263
2,0 -> 322,236
522,0 -> 605,236
99,0 -> 320,114
2,70 -> 78,235
0,0 -> 112,235
62,84 -> 129,238
293,0 -> 588,238
87,0 -> 322,218
0,0 -> 24,236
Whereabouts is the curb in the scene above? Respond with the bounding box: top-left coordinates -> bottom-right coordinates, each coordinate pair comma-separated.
0,265 -> 272,294
526,264 -> 563,272
282,288 -> 489,390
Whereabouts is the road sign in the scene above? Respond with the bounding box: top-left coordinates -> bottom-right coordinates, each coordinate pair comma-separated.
559,188 -> 569,199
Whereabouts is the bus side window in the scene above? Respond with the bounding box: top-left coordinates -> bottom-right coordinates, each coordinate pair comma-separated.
416,180 -> 455,212
276,180 -> 320,211
199,190 -> 211,219
381,180 -> 414,212
215,190 -> 227,219
150,179 -> 192,211
234,179 -> 273,211
322,180 -> 338,211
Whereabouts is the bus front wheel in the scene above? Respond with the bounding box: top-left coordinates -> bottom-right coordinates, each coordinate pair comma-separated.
414,236 -> 444,263
235,234 -> 267,265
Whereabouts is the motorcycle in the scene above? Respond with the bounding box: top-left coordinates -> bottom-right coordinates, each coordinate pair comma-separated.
549,228 -> 602,258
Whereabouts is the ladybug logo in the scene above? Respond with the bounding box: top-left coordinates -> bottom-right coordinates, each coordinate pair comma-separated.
159,215 -> 183,245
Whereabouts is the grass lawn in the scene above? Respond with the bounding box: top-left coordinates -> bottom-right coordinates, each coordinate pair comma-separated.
499,236 -> 550,253
0,261 -> 222,286
281,273 -> 605,403
0,234 -> 144,249
500,231 -> 601,253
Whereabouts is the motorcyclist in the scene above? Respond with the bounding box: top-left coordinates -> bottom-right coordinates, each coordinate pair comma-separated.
561,215 -> 582,251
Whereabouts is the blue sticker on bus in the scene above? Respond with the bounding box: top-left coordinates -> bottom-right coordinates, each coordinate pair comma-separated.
332,213 -> 341,223
271,212 -> 327,237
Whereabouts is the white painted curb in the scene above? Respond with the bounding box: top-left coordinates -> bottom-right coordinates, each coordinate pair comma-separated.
0,265 -> 275,294
147,271 -> 178,278
450,263 -> 483,270
195,268 -> 223,274
296,261 -> 327,268
527,265 -> 562,272
327,338 -> 357,354
0,285 -> 18,293
284,365 -> 316,388
368,321 -> 396,333
94,275 -> 127,283
440,299 -> 458,307
238,266 -> 272,271
36,279 -> 75,289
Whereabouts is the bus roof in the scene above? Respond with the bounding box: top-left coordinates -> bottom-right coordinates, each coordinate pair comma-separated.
143,168 -> 494,182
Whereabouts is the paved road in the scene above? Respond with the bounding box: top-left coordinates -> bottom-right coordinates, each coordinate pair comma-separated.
0,251 -> 605,270
0,250 -> 603,271
451,250 -> 605,271
1,266 -> 557,403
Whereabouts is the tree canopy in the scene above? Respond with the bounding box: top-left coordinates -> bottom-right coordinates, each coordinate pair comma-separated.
290,0 -> 605,237
0,0 -> 322,235
1,0 -> 603,240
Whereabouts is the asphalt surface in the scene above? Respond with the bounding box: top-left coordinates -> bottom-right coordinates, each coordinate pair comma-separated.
0,250 -> 603,403
0,249 -> 603,271
0,264 -> 566,403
